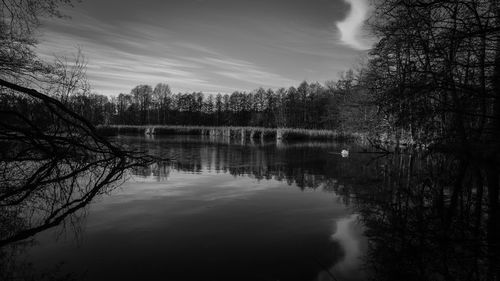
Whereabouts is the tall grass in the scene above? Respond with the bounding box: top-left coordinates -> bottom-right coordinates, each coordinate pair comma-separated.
97,125 -> 360,141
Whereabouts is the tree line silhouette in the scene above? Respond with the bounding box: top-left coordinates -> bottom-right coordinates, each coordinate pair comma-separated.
61,75 -> 376,133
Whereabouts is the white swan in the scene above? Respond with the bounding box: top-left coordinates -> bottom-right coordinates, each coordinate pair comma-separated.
341,149 -> 349,158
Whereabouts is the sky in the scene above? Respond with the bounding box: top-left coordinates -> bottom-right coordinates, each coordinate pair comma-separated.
37,0 -> 373,96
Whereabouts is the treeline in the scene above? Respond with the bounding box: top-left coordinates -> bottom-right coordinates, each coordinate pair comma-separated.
64,77 -> 377,132
361,0 -> 500,147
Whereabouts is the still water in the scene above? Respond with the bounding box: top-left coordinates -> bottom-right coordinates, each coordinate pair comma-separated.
2,135 -> 498,281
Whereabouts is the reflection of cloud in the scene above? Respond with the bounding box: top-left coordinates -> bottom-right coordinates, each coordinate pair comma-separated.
331,214 -> 361,270
336,0 -> 372,50
316,214 -> 364,281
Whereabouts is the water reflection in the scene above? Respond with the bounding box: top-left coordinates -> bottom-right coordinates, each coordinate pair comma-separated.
0,140 -> 151,280
348,154 -> 499,281
123,135 -> 370,192
330,215 -> 364,279
123,136 -> 499,281
1,135 -> 498,281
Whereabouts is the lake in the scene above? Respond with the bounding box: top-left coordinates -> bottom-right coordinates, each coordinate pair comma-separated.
1,135 -> 498,281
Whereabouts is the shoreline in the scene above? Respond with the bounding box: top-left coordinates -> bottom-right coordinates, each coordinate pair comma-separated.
97,125 -> 367,142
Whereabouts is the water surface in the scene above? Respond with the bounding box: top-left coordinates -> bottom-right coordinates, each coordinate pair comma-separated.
14,136 -> 370,281
3,135 -> 498,281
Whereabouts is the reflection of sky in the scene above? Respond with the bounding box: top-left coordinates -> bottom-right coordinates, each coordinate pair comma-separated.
100,170 -> 288,206
23,137 -> 372,281
27,167 -> 363,280
316,214 -> 366,281
331,214 -> 365,278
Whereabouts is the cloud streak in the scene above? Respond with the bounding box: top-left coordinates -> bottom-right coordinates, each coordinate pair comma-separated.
36,0 -> 366,95
336,0 -> 372,50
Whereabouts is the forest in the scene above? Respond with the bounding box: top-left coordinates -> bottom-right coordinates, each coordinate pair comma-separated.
61,76 -> 375,132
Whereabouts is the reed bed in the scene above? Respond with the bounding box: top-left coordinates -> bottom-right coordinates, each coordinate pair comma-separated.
97,125 -> 360,141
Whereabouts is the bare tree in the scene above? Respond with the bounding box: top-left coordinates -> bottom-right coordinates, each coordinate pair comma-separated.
366,0 -> 500,147
49,48 -> 91,104
152,83 -> 172,124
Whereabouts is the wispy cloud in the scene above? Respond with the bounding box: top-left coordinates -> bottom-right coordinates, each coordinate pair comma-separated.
36,0 -> 366,95
336,0 -> 372,50
38,31 -> 214,94
202,57 -> 296,87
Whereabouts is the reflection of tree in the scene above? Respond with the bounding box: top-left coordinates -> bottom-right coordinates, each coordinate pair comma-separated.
342,153 -> 499,281
1,156 -> 131,246
0,146 -> 152,281
0,143 -> 153,281
126,137 -> 499,280
124,137 -> 380,192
